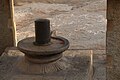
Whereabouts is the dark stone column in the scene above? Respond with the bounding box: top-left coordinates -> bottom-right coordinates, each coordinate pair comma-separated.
107,0 -> 120,80
0,0 -> 14,56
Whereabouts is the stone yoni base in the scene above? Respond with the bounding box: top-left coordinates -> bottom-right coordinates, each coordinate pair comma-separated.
0,50 -> 92,80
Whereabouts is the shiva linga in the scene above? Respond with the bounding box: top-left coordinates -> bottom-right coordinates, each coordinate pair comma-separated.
17,19 -> 69,74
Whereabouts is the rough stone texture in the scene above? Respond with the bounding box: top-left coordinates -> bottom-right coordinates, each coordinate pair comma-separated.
0,49 -> 92,80
0,0 -> 14,55
93,54 -> 106,80
14,0 -> 103,6
15,0 -> 106,50
107,0 -> 120,80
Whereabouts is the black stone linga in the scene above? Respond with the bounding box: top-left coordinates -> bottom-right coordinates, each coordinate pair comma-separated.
34,19 -> 51,45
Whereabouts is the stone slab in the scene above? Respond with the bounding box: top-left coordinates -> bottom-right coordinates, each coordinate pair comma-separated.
0,49 -> 92,80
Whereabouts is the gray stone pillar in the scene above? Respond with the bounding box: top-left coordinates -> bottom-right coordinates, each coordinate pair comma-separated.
107,0 -> 120,80
0,0 -> 15,55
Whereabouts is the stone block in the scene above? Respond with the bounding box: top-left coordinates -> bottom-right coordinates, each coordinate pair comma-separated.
0,49 -> 92,80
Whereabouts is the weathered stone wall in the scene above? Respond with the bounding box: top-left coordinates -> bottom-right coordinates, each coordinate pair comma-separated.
0,0 -> 14,55
107,0 -> 120,80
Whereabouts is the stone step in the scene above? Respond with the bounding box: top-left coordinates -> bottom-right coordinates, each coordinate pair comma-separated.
0,48 -> 106,80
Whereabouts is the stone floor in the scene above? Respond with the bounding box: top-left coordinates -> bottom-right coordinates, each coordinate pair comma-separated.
0,48 -> 106,80
0,50 -> 92,80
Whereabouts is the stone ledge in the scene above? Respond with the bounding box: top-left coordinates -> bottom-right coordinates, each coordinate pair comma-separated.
0,49 -> 92,80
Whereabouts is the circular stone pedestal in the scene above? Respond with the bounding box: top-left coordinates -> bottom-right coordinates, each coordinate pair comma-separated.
17,36 -> 69,74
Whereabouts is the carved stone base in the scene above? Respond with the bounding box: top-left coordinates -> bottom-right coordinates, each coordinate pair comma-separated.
17,57 -> 69,74
0,49 -> 92,80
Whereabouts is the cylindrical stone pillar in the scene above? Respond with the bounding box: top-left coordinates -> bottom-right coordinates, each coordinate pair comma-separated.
34,19 -> 51,45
